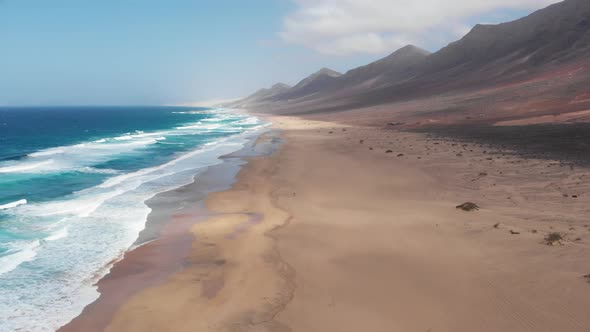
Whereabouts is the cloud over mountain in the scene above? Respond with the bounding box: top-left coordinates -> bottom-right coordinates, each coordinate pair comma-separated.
280,0 -> 559,55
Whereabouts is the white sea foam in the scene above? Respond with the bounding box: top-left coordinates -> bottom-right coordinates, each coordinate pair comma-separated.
45,227 -> 69,242
77,167 -> 120,175
0,160 -> 55,173
0,134 -> 161,175
114,134 -> 133,141
176,123 -> 223,130
158,142 -> 184,145
172,110 -> 212,115
0,199 -> 27,210
28,148 -> 66,157
23,189 -> 125,218
236,117 -> 260,125
0,241 -> 40,276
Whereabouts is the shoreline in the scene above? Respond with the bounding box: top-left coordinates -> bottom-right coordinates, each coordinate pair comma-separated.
58,128 -> 280,332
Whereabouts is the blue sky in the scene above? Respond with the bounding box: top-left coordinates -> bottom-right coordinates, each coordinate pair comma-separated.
0,0 -> 559,106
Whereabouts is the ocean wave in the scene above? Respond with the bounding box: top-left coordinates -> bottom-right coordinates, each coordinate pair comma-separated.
0,199 -> 27,210
77,167 -> 120,175
172,110 -> 211,115
114,134 -> 133,141
22,189 -> 125,218
28,148 -> 66,157
0,136 -> 159,175
176,123 -> 223,130
0,240 -> 40,276
0,160 -> 54,173
236,117 -> 261,125
157,142 -> 184,145
0,114 -> 261,177
201,118 -> 222,122
44,227 -> 68,242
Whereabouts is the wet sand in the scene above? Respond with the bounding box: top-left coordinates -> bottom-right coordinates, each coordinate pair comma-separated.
62,115 -> 590,332
59,130 -> 279,332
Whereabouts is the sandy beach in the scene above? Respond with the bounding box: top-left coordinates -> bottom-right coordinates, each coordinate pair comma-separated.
61,114 -> 590,332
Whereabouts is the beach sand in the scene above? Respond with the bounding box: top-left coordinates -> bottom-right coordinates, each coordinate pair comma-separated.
62,115 -> 590,332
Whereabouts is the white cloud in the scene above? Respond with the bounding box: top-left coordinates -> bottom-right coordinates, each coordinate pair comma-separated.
280,0 -> 560,56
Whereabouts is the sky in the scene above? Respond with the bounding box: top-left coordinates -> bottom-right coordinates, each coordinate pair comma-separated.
0,0 -> 560,106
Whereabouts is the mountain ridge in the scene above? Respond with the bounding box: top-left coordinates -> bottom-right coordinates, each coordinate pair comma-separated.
231,0 -> 590,122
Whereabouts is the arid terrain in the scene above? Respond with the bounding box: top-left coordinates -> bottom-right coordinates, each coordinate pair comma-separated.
64,115 -> 590,332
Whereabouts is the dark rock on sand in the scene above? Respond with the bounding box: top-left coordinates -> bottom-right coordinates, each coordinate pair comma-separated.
456,202 -> 480,211
545,232 -> 564,245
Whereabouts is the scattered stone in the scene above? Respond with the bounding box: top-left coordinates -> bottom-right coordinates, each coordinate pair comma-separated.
531,229 -> 538,234
213,259 -> 227,266
388,122 -> 405,126
369,147 -> 373,150
456,202 -> 480,212
510,230 -> 521,235
328,131 -> 334,134
397,153 -> 404,157
545,232 -> 563,246
572,195 -> 579,198
493,223 -> 500,229
584,274 -> 590,282
386,150 -> 393,153
360,140 -> 364,144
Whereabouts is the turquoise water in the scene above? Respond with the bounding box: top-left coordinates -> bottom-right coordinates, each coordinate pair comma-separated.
0,106 -> 267,331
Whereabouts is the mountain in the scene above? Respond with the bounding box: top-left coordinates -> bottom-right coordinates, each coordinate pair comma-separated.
233,0 -> 590,117
228,83 -> 291,108
341,45 -> 430,88
268,68 -> 342,101
235,46 -> 430,107
418,0 -> 590,86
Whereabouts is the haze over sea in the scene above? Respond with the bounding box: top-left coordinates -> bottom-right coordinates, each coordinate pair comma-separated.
0,106 -> 266,331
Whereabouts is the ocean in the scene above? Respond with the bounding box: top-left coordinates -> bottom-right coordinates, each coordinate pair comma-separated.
0,106 -> 267,331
